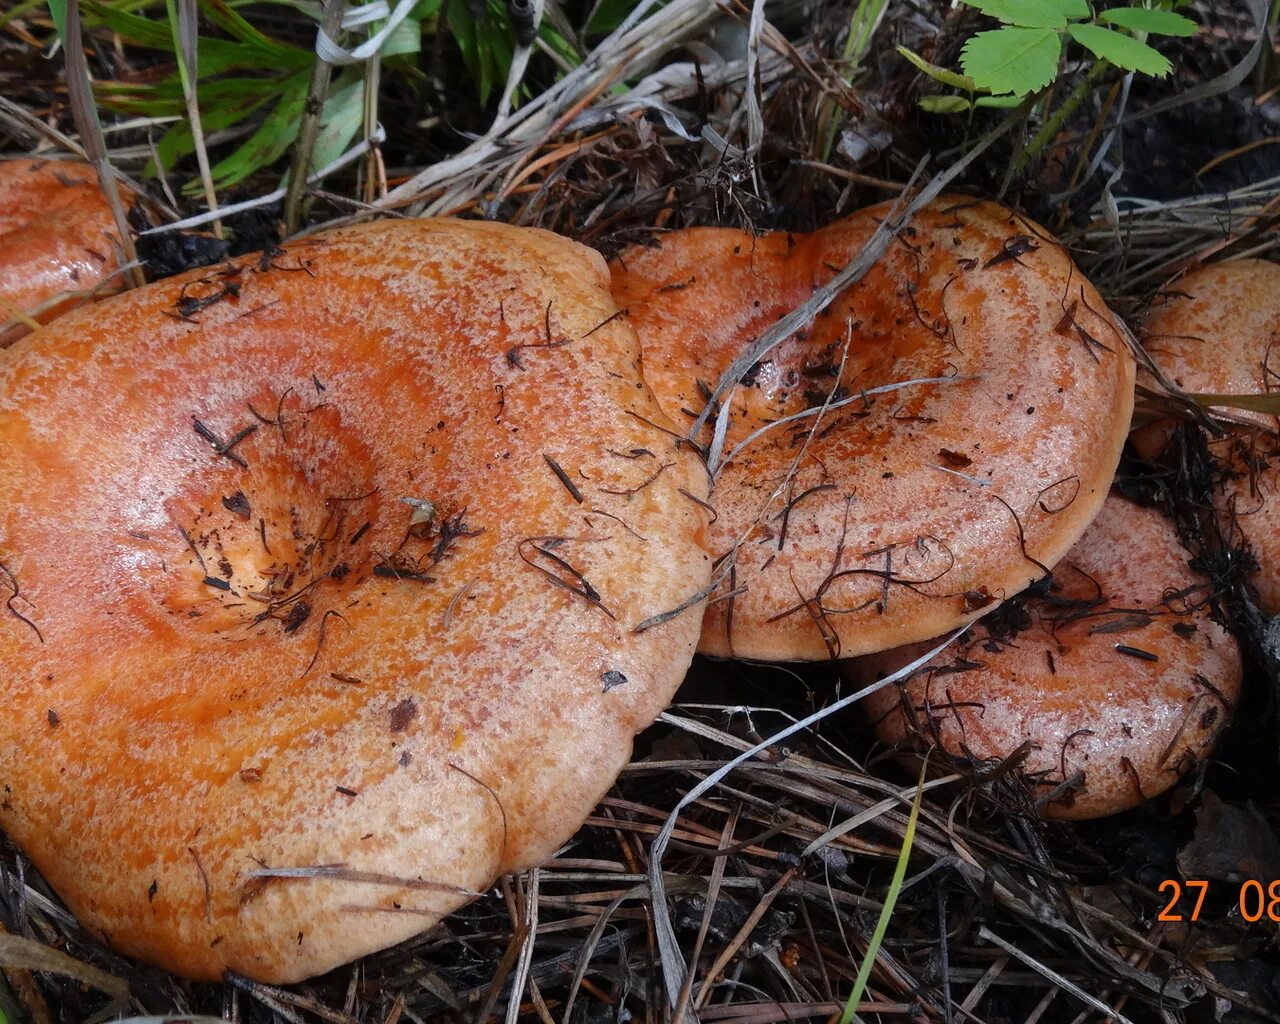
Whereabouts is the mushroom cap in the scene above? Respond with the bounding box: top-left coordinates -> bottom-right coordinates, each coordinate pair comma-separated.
0,219 -> 712,982
1136,260 -> 1280,612
851,495 -> 1241,820
612,197 -> 1135,661
0,158 -> 131,344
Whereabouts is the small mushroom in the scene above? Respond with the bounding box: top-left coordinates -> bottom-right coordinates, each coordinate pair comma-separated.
0,218 -> 711,981
612,197 -> 1135,660
850,495 -> 1242,819
0,158 -> 133,345
1134,259 -> 1280,612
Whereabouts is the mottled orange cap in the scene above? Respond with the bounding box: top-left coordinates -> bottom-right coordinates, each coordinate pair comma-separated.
852,496 -> 1241,819
1136,259 -> 1280,613
0,158 -> 133,344
613,197 -> 1135,660
0,218 -> 712,981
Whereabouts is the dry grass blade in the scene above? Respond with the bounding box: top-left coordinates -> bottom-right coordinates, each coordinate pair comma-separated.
285,0 -> 348,234
62,0 -> 144,288
169,0 -> 220,237
0,934 -> 129,1003
646,630 -> 963,1016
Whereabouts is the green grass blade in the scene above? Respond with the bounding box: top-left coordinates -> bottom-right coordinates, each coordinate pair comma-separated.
46,0 -> 67,40
838,763 -> 927,1024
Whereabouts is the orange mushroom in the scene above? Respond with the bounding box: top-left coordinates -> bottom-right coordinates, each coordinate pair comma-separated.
851,495 -> 1242,819
0,158 -> 133,345
612,197 -> 1135,661
1135,259 -> 1280,613
0,218 -> 712,982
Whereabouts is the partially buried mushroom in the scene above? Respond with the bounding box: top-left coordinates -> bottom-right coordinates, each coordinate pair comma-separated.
1134,259 -> 1280,613
0,158 -> 134,345
851,495 -> 1242,819
612,197 -> 1135,661
0,219 -> 712,982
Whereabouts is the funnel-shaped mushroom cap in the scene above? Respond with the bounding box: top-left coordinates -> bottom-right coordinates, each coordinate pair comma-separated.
0,159 -> 131,344
0,219 -> 712,982
612,198 -> 1135,661
1136,259 -> 1280,612
852,496 -> 1241,819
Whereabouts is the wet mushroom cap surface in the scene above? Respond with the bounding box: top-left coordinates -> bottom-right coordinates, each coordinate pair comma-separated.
1136,259 -> 1280,613
852,495 -> 1241,820
0,219 -> 712,983
612,197 -> 1136,661
0,158 -> 131,343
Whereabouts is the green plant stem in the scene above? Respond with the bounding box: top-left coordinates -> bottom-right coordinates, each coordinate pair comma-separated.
1014,56 -> 1110,175
284,0 -> 346,235
838,761 -> 927,1024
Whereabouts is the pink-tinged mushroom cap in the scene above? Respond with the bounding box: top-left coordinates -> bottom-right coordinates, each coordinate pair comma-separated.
851,495 -> 1242,819
612,197 -> 1136,661
0,158 -> 133,345
1136,260 -> 1280,613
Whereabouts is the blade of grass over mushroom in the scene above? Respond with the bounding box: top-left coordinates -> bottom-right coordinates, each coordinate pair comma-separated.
645,629 -> 964,1015
838,760 -> 926,1024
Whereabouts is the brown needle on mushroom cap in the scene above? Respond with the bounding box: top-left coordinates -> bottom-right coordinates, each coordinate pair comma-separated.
1134,259 -> 1280,613
0,218 -> 712,983
612,197 -> 1136,661
851,495 -> 1242,820
0,158 -> 134,346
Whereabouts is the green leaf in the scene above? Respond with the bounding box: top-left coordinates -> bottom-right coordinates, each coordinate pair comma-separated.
1068,22 -> 1172,75
1099,7 -> 1197,37
46,0 -> 66,40
838,763 -> 927,1024
198,0 -> 306,59
897,45 -> 979,89
310,75 -> 365,174
974,93 -> 1025,106
961,0 -> 1066,28
1039,0 -> 1089,16
919,94 -> 974,113
960,26 -> 1062,94
201,71 -> 309,191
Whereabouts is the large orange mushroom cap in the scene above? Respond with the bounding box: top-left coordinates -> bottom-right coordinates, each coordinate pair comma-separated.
612,197 -> 1136,660
0,219 -> 712,982
852,496 -> 1242,820
0,158 -> 132,343
1136,259 -> 1280,612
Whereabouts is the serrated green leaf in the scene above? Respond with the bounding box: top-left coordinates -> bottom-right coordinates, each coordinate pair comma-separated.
1099,7 -> 1197,37
919,94 -> 975,113
897,45 -> 979,89
960,26 -> 1062,95
961,0 -> 1066,28
1068,22 -> 1172,75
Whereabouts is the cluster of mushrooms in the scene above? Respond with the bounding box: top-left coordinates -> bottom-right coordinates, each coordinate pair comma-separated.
0,157 -> 1273,983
